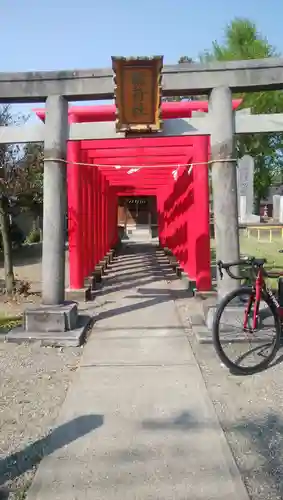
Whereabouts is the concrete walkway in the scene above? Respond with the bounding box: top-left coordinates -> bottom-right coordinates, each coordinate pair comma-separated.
27,243 -> 249,500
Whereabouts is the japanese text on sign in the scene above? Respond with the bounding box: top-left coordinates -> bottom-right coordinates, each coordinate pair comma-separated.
131,71 -> 148,118
112,56 -> 163,132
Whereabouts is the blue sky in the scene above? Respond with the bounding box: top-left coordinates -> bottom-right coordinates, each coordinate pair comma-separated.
1,0 -> 283,118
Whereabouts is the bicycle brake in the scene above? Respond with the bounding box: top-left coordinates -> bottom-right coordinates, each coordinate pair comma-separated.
217,261 -> 224,280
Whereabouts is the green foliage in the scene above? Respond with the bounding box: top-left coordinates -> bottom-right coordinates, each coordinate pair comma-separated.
26,227 -> 41,244
0,108 -> 43,210
0,106 -> 43,294
200,18 -> 283,210
14,142 -> 44,214
0,314 -> 22,331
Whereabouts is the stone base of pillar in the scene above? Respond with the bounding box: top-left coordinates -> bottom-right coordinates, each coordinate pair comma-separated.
204,306 -> 217,332
25,302 -> 78,331
190,297 -> 272,344
5,301 -> 91,347
194,290 -> 217,299
65,286 -> 92,302
102,256 -> 110,268
188,296 -> 217,344
155,247 -> 196,293
105,250 -> 114,264
94,262 -> 105,277
176,269 -> 196,293
92,268 -> 102,283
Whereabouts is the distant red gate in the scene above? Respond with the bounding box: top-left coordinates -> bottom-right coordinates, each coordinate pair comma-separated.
35,100 -> 242,292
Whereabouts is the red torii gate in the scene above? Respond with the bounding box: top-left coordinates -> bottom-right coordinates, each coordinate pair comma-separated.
35,99 -> 242,292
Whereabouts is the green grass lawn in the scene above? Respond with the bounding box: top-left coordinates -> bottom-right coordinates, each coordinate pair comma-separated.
0,314 -> 22,333
240,236 -> 283,270
211,234 -> 283,288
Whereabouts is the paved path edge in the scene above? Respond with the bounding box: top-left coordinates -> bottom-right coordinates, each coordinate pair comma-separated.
167,279 -> 250,500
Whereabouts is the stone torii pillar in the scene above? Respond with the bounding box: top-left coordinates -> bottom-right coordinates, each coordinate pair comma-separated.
12,95 -> 90,347
42,95 -> 68,305
209,86 -> 240,300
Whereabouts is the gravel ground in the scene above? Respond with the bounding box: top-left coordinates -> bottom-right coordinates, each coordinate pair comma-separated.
0,244 -> 81,499
174,292 -> 283,500
0,342 -> 82,499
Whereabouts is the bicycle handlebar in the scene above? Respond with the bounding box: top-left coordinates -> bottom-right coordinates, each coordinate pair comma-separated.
218,251 -> 283,281
217,259 -> 251,281
217,257 -> 271,279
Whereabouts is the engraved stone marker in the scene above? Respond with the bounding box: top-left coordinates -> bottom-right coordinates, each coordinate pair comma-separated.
237,155 -> 254,215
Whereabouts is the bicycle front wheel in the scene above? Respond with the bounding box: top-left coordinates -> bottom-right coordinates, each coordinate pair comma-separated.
212,286 -> 281,375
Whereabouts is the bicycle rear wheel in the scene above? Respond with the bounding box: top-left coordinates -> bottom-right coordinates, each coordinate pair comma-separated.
212,286 -> 281,375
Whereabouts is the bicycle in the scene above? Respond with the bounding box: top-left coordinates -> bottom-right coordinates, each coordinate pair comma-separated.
212,251 -> 283,375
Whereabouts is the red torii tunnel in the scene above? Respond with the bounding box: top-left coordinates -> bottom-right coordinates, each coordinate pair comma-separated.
35,99 -> 242,292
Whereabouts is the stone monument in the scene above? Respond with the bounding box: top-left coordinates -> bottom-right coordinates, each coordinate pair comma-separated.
237,155 -> 254,213
273,194 -> 281,221
280,197 -> 283,224
237,155 -> 260,223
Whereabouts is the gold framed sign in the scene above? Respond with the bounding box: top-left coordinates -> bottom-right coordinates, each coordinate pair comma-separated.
111,56 -> 163,133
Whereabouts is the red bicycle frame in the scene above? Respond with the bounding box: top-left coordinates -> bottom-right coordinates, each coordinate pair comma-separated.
244,267 -> 283,330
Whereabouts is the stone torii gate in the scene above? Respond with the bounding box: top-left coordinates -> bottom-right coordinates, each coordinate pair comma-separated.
2,57 -> 283,343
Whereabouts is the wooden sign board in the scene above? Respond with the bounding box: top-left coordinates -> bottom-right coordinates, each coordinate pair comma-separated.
111,56 -> 163,133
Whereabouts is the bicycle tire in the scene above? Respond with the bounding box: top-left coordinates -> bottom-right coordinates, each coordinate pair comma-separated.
212,286 -> 281,375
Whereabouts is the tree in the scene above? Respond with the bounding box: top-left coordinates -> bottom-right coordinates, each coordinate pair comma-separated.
0,105 -> 23,294
17,142 -> 44,217
0,106 -> 43,294
200,18 -> 283,212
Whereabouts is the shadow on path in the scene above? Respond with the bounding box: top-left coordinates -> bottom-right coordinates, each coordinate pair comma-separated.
95,287 -> 192,322
0,414 -> 103,488
94,242 -> 189,321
